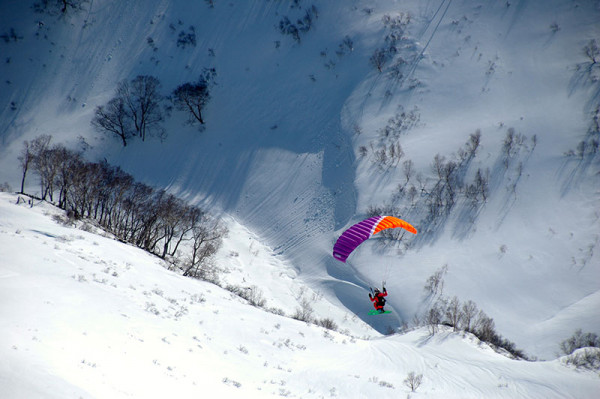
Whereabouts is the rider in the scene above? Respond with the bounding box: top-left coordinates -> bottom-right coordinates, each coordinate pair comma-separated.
369,286 -> 387,313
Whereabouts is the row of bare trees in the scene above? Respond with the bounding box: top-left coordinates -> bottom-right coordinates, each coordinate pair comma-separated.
366,128 -> 539,248
369,13 -> 412,74
366,131 -> 486,243
418,266 -> 526,359
18,135 -> 226,277
423,295 -> 526,358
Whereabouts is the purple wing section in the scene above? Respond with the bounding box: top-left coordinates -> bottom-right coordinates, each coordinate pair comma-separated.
332,216 -> 382,262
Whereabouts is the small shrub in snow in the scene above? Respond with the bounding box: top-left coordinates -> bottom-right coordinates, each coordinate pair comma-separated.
403,371 -> 423,392
336,35 -> 354,56
145,302 -> 159,315
562,348 -> 600,370
560,329 -> 600,355
189,293 -> 206,304
0,28 -> 23,43
176,26 -> 196,48
378,106 -> 421,140
0,182 -> 11,192
292,297 -> 314,323
315,317 -> 338,331
378,380 -> 394,388
51,213 -> 74,226
501,128 -> 527,168
277,5 -> 318,43
267,307 -> 286,316
222,377 -> 242,388
226,284 -> 267,308
244,285 -> 267,307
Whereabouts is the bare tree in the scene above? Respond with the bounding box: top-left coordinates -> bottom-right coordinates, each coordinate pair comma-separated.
425,303 -> 443,335
27,135 -> 52,199
183,212 -> 227,278
402,159 -> 415,185
52,146 -> 81,209
93,75 -> 164,145
461,300 -> 478,332
473,310 -> 496,343
432,154 -> 446,180
466,168 -> 489,204
370,48 -> 389,72
38,145 -> 71,202
34,0 -> 87,15
441,159 -> 458,205
467,130 -> 481,157
403,371 -> 423,392
502,128 -> 525,168
171,69 -> 215,126
445,296 -> 462,332
92,97 -> 133,146
424,265 -> 448,297
18,140 -> 33,194
172,82 -> 208,125
154,193 -> 189,259
584,39 -> 599,65
118,75 -> 164,141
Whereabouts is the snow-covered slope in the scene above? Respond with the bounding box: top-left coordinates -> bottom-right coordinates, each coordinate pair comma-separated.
1,192 -> 599,398
0,0 -> 598,368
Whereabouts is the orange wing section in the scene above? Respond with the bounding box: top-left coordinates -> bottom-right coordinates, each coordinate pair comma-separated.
372,216 -> 417,235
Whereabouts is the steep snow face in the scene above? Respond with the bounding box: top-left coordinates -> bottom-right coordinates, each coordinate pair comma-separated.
1,192 -> 599,398
0,0 -> 599,360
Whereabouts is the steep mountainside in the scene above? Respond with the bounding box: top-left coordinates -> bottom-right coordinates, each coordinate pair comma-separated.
0,0 -> 599,361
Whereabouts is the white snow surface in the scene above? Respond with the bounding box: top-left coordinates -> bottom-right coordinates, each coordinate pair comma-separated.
0,0 -> 600,396
1,192 -> 598,398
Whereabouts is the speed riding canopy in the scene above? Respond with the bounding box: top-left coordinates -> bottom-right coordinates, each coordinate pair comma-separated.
332,216 -> 417,262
